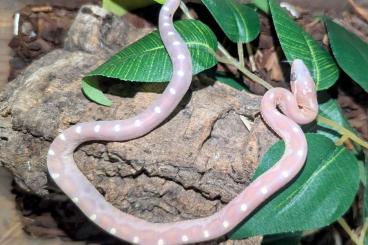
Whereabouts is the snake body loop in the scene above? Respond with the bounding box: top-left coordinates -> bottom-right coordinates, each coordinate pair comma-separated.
47,0 -> 318,244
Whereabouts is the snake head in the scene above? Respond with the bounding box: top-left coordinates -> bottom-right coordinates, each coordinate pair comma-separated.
290,59 -> 316,96
290,59 -> 319,121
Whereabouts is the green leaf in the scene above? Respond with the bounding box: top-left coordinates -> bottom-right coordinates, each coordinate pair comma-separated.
201,0 -> 261,43
317,98 -> 355,142
269,0 -> 339,90
85,20 -> 218,82
325,18 -> 368,92
102,0 -> 127,16
250,0 -> 269,13
81,78 -> 113,106
230,134 -> 359,239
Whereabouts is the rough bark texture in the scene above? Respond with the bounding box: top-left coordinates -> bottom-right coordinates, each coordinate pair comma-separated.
0,5 -> 278,244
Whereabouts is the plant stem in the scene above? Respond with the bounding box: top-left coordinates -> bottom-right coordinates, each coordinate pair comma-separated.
179,1 -> 194,19
217,45 -> 273,89
246,43 -> 257,72
0,222 -> 22,244
318,115 -> 368,150
215,54 -> 233,65
237,42 -> 245,68
359,220 -> 368,244
336,134 -> 349,146
338,218 -> 361,245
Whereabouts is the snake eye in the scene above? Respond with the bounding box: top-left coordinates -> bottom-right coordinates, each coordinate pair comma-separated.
291,59 -> 311,82
290,71 -> 297,82
290,59 -> 315,94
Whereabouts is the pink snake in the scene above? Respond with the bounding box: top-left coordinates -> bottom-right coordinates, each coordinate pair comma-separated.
47,0 -> 319,244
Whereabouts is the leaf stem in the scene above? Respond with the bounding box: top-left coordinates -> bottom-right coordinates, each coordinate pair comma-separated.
246,43 -> 257,72
336,134 -> 349,146
0,222 -> 22,244
318,115 -> 368,149
215,54 -> 233,65
217,45 -> 273,89
237,42 -> 245,68
359,220 -> 368,244
179,1 -> 194,19
338,218 -> 361,245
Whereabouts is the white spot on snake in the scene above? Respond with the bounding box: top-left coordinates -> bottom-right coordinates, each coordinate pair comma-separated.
241,203 -> 248,212
89,214 -> 97,221
72,197 -> 79,203
109,228 -> 116,234
48,149 -> 55,156
269,92 -> 274,99
261,187 -> 268,195
297,149 -> 304,157
223,220 -> 229,228
114,124 -> 120,132
158,239 -> 164,245
134,119 -> 142,127
285,149 -> 293,156
59,134 -> 66,141
292,126 -> 300,133
133,236 -> 140,244
282,171 -> 290,178
173,41 -> 180,46
169,88 -> 176,95
163,22 -> 170,27
94,125 -> 101,133
178,54 -> 185,60
203,230 -> 210,238
163,6 -> 170,11
51,173 -> 59,179
182,235 -> 189,242
177,70 -> 184,77
75,126 -> 82,134
275,111 -> 282,117
167,31 -> 174,36
286,94 -> 292,101
154,106 -> 161,114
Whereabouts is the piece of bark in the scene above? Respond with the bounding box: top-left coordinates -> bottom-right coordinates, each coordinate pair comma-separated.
0,5 -> 278,244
